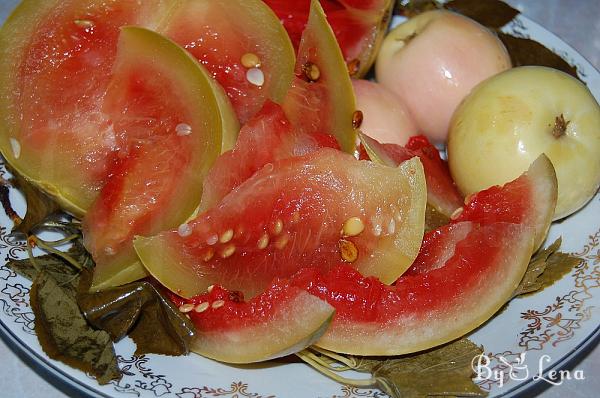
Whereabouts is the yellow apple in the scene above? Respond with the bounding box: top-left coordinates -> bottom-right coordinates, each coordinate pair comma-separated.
375,10 -> 511,144
448,66 -> 600,220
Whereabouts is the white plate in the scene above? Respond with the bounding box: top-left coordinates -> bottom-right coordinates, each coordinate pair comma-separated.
1,8 -> 599,398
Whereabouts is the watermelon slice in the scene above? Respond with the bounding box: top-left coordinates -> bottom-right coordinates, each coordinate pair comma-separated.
454,154 -> 557,251
170,283 -> 334,363
263,0 -> 394,77
199,101 -> 339,212
361,132 -> 464,217
292,221 -> 535,355
283,0 -> 358,154
81,27 -> 233,289
0,0 -> 295,215
135,150 -> 426,299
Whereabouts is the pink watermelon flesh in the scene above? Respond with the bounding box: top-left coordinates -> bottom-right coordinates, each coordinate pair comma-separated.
135,149 -> 426,299
361,133 -> 464,217
454,154 -> 557,251
169,282 -> 334,363
291,221 -> 534,355
199,101 -> 338,212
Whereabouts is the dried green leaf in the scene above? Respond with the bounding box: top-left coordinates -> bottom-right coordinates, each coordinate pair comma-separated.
6,240 -> 91,283
444,0 -> 519,29
30,270 -> 120,384
299,339 -> 486,398
361,339 -> 486,398
9,172 -> 60,235
425,204 -> 450,233
513,238 -> 580,297
395,0 -> 441,18
78,277 -> 195,356
498,32 -> 580,81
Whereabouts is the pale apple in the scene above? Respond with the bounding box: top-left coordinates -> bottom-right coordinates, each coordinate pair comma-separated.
375,10 -> 511,144
352,79 -> 418,145
447,66 -> 600,220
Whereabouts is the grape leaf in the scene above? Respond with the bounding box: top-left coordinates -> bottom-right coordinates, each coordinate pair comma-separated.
300,339 -> 487,398
512,238 -> 581,297
498,32 -> 580,81
395,0 -> 440,18
0,170 -> 61,235
30,269 -> 121,384
444,0 -> 519,28
78,276 -> 196,356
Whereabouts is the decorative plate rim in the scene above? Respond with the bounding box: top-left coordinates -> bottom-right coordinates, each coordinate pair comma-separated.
0,9 -> 599,398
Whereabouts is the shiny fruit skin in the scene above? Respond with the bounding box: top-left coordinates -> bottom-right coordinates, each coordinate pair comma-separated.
352,79 -> 418,146
448,66 -> 600,220
376,10 -> 511,144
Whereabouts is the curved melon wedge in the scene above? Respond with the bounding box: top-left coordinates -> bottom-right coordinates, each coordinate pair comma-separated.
83,27 -> 230,290
454,154 -> 557,251
291,221 -> 535,356
283,0 -> 357,154
0,0 -> 174,216
135,150 -> 426,299
170,283 -> 334,363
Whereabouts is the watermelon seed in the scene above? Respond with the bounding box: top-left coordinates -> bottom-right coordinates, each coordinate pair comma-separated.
464,194 -> 474,205
352,111 -> 363,129
176,123 -> 192,136
212,300 -> 225,309
194,302 -> 210,313
207,285 -> 215,293
206,234 -> 219,245
257,233 -> 270,249
177,223 -> 192,237
272,219 -> 284,235
387,218 -> 396,235
202,248 -> 214,262
372,223 -> 383,237
347,59 -> 361,76
302,62 -> 321,82
246,68 -> 265,87
220,244 -> 236,258
74,19 -> 94,28
104,246 -> 116,256
275,233 -> 289,250
241,52 -> 261,68
338,239 -> 358,263
342,217 -> 365,237
451,207 -> 464,220
219,229 -> 234,243
9,138 -> 20,159
178,303 -> 194,313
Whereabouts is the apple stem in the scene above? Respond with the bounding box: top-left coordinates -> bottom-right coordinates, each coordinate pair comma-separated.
552,114 -> 570,138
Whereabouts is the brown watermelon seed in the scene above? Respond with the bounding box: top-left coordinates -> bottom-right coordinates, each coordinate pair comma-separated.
347,59 -> 360,76
339,239 -> 358,263
302,62 -> 321,82
352,110 -> 363,129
